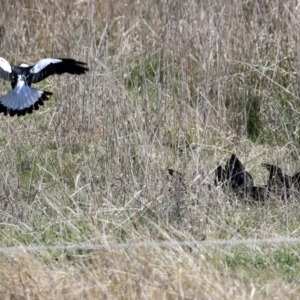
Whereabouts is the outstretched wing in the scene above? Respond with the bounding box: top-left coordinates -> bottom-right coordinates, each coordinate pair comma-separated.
29,58 -> 89,83
0,57 -> 13,81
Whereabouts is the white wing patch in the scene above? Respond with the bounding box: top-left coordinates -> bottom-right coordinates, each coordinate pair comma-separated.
30,58 -> 62,74
0,57 -> 12,73
0,76 -> 43,110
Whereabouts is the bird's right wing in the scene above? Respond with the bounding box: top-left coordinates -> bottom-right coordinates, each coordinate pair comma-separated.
29,58 -> 89,83
0,57 -> 13,81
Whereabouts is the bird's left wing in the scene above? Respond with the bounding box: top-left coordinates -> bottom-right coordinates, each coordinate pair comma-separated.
0,57 -> 13,81
29,58 -> 89,83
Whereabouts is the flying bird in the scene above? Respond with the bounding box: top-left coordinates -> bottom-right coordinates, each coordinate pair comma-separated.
0,57 -> 89,116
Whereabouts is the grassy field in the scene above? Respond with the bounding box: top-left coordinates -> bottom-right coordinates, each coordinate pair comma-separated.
1,0 -> 300,298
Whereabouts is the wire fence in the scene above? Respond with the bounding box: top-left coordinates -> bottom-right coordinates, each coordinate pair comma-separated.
1,237 -> 300,253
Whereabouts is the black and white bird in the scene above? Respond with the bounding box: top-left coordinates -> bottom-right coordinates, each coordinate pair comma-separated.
0,57 -> 89,116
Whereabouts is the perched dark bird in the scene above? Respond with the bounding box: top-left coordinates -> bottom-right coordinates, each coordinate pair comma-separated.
262,164 -> 291,194
262,164 -> 290,187
225,154 -> 254,193
215,155 -> 267,202
0,57 -> 89,116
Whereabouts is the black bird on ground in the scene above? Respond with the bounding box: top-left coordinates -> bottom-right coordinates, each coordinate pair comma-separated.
262,164 -> 292,197
262,164 -> 300,197
215,154 -> 267,202
0,57 -> 89,116
262,164 -> 291,188
225,154 -> 254,193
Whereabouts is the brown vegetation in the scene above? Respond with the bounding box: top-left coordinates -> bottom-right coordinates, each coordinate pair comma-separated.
0,0 -> 300,298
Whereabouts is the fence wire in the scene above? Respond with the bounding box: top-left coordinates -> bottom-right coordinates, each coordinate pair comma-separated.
0,237 -> 300,253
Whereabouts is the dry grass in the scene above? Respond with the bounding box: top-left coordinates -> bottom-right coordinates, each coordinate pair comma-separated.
0,0 -> 300,298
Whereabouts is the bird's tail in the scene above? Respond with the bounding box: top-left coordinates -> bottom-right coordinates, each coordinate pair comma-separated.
0,85 -> 52,116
